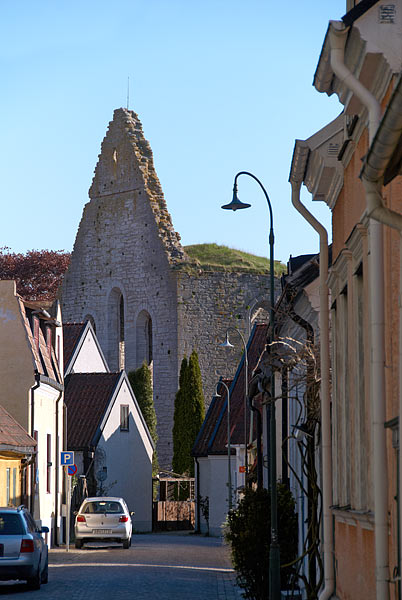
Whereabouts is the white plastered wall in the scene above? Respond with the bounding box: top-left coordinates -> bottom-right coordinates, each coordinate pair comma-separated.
97,378 -> 153,532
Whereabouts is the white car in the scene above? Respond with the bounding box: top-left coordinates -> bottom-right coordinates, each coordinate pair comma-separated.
74,497 -> 133,549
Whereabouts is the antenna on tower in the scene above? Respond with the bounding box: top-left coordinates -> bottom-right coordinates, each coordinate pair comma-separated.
127,77 -> 130,110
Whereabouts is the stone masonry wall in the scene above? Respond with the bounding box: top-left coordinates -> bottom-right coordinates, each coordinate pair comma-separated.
176,269 -> 282,405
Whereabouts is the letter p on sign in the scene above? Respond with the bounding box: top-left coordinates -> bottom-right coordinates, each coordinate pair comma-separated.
61,451 -> 75,466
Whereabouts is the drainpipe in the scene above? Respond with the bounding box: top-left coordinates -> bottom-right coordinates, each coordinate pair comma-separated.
54,390 -> 63,546
290,179 -> 332,600
360,73 -> 402,596
328,20 -> 389,600
30,372 -> 41,516
195,457 -> 201,534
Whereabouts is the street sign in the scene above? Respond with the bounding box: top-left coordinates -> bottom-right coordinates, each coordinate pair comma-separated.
61,451 -> 74,466
67,464 -> 77,476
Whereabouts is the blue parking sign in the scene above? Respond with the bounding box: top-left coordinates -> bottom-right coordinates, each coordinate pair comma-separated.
61,451 -> 74,466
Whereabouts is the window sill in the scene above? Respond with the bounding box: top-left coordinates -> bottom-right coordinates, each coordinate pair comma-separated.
331,506 -> 374,529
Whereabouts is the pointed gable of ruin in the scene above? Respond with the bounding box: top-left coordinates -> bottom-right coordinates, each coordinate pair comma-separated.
89,108 -> 187,265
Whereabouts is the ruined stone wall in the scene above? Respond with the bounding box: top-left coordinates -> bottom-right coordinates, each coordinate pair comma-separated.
62,109 -> 185,467
176,269 -> 281,405
62,107 -> 282,469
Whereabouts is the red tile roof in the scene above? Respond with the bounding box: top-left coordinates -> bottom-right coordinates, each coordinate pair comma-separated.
19,298 -> 62,384
0,405 -> 36,452
65,372 -> 121,449
192,323 -> 268,456
63,323 -> 87,372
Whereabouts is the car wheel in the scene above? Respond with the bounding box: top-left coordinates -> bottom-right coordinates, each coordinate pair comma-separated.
122,537 -> 131,549
41,557 -> 49,584
27,564 -> 41,590
75,539 -> 83,549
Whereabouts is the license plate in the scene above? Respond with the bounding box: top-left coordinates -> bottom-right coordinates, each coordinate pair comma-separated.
93,529 -> 112,534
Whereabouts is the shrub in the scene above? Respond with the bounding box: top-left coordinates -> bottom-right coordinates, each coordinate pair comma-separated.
128,362 -> 159,475
224,485 -> 298,599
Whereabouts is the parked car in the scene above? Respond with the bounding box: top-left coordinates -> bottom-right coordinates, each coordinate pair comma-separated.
0,505 -> 49,589
74,497 -> 133,549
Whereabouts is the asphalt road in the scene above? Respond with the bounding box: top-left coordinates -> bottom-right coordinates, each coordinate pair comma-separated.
0,533 -> 242,599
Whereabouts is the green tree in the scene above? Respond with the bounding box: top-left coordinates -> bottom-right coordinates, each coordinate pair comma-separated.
128,362 -> 159,475
172,356 -> 188,474
172,350 -> 205,476
224,485 -> 298,599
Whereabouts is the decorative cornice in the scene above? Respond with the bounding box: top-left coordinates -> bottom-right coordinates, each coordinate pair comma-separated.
346,222 -> 368,266
289,116 -> 344,210
314,15 -> 401,116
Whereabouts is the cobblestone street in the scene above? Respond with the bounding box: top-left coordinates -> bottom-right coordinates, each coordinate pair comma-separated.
0,533 -> 243,599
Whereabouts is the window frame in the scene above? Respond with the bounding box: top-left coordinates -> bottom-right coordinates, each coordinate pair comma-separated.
120,405 -> 129,432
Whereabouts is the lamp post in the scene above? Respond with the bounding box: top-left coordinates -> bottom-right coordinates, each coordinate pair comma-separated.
222,171 -> 280,600
214,380 -> 233,510
220,327 -> 249,482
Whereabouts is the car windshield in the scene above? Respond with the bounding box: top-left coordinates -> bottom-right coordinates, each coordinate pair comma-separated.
0,513 -> 25,535
82,501 -> 123,514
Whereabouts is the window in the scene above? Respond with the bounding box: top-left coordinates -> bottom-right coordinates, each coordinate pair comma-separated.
6,469 -> 10,505
83,500 -> 123,514
136,310 -> 153,367
46,434 -> 51,493
33,430 -> 38,496
119,296 -> 125,371
0,513 -> 24,535
12,468 -> 16,506
120,405 -> 129,431
23,510 -> 39,533
107,288 -> 124,371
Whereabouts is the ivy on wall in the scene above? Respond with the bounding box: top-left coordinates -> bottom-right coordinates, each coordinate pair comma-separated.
128,362 -> 159,475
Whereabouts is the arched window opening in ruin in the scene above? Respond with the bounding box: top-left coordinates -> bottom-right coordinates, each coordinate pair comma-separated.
107,287 -> 125,371
112,148 -> 118,180
119,295 -> 125,371
136,310 -> 153,368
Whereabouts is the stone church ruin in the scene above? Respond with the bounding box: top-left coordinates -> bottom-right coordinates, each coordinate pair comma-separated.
62,108 -> 279,467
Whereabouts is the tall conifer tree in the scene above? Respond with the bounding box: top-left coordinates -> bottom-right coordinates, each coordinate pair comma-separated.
172,356 -> 188,474
172,350 -> 205,476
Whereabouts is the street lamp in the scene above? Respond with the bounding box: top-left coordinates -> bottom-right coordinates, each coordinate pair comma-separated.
214,380 -> 233,510
219,327 -> 249,482
222,171 -> 280,600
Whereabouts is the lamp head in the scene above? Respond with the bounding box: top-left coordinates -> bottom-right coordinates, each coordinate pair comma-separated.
220,332 -> 234,349
221,183 -> 251,211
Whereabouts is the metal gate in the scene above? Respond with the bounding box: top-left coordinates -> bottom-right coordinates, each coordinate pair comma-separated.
152,476 -> 195,531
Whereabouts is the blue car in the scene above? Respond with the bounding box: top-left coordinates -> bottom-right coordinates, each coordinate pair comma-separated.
0,505 -> 49,589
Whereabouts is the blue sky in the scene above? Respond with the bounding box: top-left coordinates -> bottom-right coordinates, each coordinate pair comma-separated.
1,0 -> 345,264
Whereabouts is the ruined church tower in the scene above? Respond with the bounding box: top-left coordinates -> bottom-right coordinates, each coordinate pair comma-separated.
62,108 -> 275,467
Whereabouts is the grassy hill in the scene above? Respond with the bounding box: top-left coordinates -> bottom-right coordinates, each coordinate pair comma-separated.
183,243 -> 286,276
